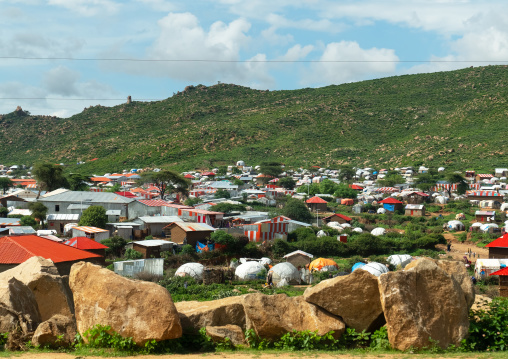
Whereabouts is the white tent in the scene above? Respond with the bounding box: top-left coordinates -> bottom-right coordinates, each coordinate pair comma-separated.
447,220 -> 465,231
341,223 -> 352,228
387,254 -> 412,269
260,257 -> 272,266
317,230 -> 327,237
480,223 -> 499,232
175,263 -> 204,281
352,227 -> 363,233
360,262 -> 389,277
435,196 -> 448,204
470,222 -> 483,228
235,261 -> 266,280
371,227 -> 386,236
268,262 -> 301,286
475,259 -> 508,277
377,208 -> 387,214
500,203 -> 508,212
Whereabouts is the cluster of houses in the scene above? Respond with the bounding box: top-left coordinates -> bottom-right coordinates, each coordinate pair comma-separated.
1,161 -> 508,277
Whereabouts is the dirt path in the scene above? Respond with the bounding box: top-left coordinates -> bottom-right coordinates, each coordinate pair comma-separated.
436,232 -> 488,264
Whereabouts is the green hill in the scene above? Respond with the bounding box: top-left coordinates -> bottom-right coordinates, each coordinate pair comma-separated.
1,65 -> 508,173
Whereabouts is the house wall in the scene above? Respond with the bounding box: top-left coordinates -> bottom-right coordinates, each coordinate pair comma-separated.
186,231 -> 214,247
169,226 -> 187,245
47,219 -> 75,234
307,203 -> 327,212
405,209 -> 425,217
286,254 -> 311,269
489,247 -> 508,259
500,277 -> 508,297
325,216 -> 348,224
132,243 -> 162,259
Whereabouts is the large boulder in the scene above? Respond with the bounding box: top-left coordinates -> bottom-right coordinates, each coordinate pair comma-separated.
175,295 -> 246,332
303,269 -> 384,332
70,262 -> 182,345
243,293 -> 346,341
0,277 -> 41,335
32,314 -> 77,348
406,258 -> 475,308
378,258 -> 469,351
205,325 -> 246,346
0,256 -> 74,321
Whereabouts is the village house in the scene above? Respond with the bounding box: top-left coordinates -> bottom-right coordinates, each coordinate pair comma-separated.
46,213 -> 80,234
64,237 -> 108,264
283,250 -> 314,269
125,239 -> 174,259
306,196 -> 328,212
322,213 -> 352,225
475,210 -> 496,223
467,190 -> 503,202
71,226 -> 110,242
133,216 -> 183,238
379,197 -> 404,212
405,191 -> 429,204
163,222 -> 215,247
405,204 -> 425,216
486,233 -> 508,259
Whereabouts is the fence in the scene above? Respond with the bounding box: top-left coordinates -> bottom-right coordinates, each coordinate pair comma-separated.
114,258 -> 164,277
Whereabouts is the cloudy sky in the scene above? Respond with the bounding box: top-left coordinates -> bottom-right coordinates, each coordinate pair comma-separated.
1,0 -> 508,117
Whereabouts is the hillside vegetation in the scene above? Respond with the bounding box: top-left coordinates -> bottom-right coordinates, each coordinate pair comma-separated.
1,65 -> 507,173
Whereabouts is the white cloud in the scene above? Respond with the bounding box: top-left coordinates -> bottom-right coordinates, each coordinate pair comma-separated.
265,13 -> 346,33
279,44 -> 314,61
302,41 -> 399,85
42,66 -> 81,96
48,0 -> 119,16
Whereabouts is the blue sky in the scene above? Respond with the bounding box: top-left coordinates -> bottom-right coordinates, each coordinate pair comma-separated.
1,0 -> 508,117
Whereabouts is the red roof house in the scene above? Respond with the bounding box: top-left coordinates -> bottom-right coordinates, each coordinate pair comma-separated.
486,233 -> 508,259
379,197 -> 404,212
64,236 -> 108,258
306,196 -> 327,211
0,235 -> 103,274
322,213 -> 352,225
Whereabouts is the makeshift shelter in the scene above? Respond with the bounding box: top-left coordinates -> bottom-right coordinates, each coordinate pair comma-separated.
489,266 -> 508,297
387,254 -> 412,269
175,263 -> 205,281
235,261 -> 266,280
340,199 -> 354,206
360,262 -> 389,277
371,227 -> 386,236
309,258 -> 338,272
306,196 -> 327,211
268,262 -> 301,285
446,220 -> 465,231
378,197 -> 403,212
352,262 -> 366,271
283,250 -> 313,268
377,208 -> 386,214
322,213 -> 352,225
475,258 -> 508,277
435,196 -> 448,204
486,233 -> 508,259
480,223 -> 499,233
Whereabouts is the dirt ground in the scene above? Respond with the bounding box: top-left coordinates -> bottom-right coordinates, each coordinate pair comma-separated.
436,232 -> 488,265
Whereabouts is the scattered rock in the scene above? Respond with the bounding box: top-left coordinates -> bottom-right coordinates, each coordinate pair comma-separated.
205,325 -> 246,346
70,262 -> 182,345
0,257 -> 74,321
32,314 -> 76,348
303,269 -> 384,332
471,294 -> 492,312
379,258 -> 469,351
243,293 -> 345,341
175,295 -> 246,332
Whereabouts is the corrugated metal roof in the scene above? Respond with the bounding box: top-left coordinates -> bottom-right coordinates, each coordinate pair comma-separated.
138,199 -> 173,207
137,216 -> 183,224
39,190 -> 135,204
47,213 -> 81,221
67,204 -> 90,210
105,210 -> 122,216
7,226 -> 36,234
0,235 -> 102,264
166,222 -> 215,232
72,226 -> 109,233
64,237 -> 108,250
0,218 -> 21,226
405,204 -> 424,210
130,240 -> 175,247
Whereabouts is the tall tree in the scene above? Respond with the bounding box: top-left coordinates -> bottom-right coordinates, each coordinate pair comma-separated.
141,170 -> 190,199
281,198 -> 313,223
446,173 -> 469,196
278,177 -> 296,190
32,163 -> 68,198
414,173 -> 438,192
0,177 -> 13,194
338,166 -> 355,183
67,173 -> 90,191
258,162 -> 283,185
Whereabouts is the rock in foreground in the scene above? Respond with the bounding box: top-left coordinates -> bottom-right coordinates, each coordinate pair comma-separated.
379,258 -> 469,351
303,269 -> 385,332
32,314 -> 76,348
70,262 -> 182,345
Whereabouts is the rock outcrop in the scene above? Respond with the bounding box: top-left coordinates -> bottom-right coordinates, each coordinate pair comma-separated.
0,277 -> 41,335
32,314 -> 77,348
205,325 -> 246,346
303,269 -> 384,332
0,257 -> 74,321
379,258 -> 470,351
175,295 -> 246,332
243,293 -> 346,340
70,262 -> 182,345
406,258 -> 475,308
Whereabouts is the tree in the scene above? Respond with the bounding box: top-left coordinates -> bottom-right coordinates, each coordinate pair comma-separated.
32,163 -> 69,197
378,171 -> 405,187
124,248 -> 143,260
281,198 -> 313,223
184,197 -> 202,206
210,203 -> 246,214
0,177 -> 13,194
333,184 -> 358,199
141,170 -> 189,199
108,183 -> 122,193
67,173 -> 90,191
209,230 -> 246,255
278,177 -> 296,190
28,202 -> 48,226
0,207 -> 8,218
102,235 -> 127,257
78,205 -> 108,228
258,162 -> 283,185
319,179 -> 340,195
296,183 -> 320,197
446,173 -> 469,196
214,189 -> 231,199
20,215 -> 37,228
414,173 -> 438,192
338,166 -> 356,183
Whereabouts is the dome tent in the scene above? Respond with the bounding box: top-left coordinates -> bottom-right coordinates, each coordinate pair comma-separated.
309,258 -> 338,272
447,220 -> 465,231
371,227 -> 386,236
175,263 -> 204,281
352,262 -> 366,271
235,261 -> 266,280
360,262 -> 389,277
377,208 -> 386,214
268,262 -> 301,286
387,254 -> 412,269
480,223 -> 499,233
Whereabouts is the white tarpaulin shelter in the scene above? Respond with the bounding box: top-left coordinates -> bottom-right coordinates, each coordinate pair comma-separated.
435,196 -> 448,204
268,262 -> 301,285
480,223 -> 499,232
387,254 -> 412,269
235,261 -> 265,280
175,263 -> 204,280
377,208 -> 386,214
360,262 -> 389,277
371,227 -> 386,236
475,259 -> 508,277
447,220 -> 465,231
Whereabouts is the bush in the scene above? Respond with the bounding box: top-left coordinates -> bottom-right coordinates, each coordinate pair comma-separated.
181,244 -> 196,255
124,248 -> 143,260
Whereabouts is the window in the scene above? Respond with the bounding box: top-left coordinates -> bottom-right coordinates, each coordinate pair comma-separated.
55,205 -> 60,212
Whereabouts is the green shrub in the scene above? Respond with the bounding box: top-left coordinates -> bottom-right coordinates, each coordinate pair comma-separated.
124,248 -> 143,260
